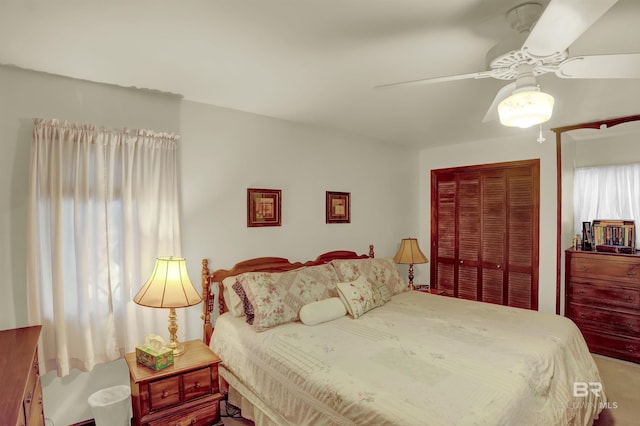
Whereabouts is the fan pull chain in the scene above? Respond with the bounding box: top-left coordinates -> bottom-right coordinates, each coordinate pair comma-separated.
537,124 -> 546,143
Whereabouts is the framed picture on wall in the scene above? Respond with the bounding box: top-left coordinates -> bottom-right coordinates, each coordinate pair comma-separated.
247,188 -> 282,227
326,191 -> 350,223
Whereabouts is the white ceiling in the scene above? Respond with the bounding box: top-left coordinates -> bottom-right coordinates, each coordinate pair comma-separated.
1,0 -> 640,148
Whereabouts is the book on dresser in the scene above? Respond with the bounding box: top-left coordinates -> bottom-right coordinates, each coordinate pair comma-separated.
565,249 -> 640,363
592,219 -> 635,252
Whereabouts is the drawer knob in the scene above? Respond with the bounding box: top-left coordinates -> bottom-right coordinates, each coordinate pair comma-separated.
580,313 -> 587,318
162,390 -> 169,398
194,381 -> 200,389
626,345 -> 636,353
25,391 -> 32,403
627,296 -> 634,302
460,260 -> 464,265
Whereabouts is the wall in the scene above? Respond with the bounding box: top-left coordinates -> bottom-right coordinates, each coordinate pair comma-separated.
0,65 -> 417,425
419,134 -> 558,313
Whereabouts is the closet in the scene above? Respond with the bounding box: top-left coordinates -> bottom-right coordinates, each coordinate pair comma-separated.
430,159 -> 539,310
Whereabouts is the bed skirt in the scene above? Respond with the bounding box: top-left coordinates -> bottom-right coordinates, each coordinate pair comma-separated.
221,364 -> 288,426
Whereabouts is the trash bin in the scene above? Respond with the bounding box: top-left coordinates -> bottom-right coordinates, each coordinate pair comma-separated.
88,385 -> 131,426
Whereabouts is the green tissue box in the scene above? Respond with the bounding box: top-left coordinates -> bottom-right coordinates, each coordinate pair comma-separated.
135,345 -> 174,370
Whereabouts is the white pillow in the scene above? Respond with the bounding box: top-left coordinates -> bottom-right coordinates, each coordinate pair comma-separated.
299,297 -> 347,326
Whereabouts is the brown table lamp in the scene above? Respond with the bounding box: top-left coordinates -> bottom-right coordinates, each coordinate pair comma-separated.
134,257 -> 202,356
393,238 -> 429,290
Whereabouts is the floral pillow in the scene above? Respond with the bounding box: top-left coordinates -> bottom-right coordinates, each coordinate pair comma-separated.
336,275 -> 384,319
331,257 -> 406,297
234,264 -> 339,331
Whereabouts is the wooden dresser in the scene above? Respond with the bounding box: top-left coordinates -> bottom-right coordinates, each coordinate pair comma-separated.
125,339 -> 223,426
0,325 -> 45,426
565,249 -> 640,363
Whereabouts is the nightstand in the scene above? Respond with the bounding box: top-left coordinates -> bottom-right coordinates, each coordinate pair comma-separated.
414,285 -> 446,295
125,339 -> 223,426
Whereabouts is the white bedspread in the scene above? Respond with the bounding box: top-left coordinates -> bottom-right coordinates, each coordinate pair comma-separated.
211,291 -> 605,426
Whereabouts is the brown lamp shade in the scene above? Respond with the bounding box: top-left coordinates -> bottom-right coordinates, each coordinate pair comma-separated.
393,238 -> 428,265
134,257 -> 202,308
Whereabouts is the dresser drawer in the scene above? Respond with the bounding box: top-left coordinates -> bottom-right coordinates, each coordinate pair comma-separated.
149,376 -> 181,411
569,302 -> 640,333
147,400 -> 219,426
183,367 -> 212,402
581,327 -> 640,363
570,278 -> 640,309
570,254 -> 640,284
26,377 -> 44,426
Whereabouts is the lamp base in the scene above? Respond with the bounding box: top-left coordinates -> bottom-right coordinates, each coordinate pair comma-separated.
408,263 -> 415,290
167,340 -> 185,357
167,307 -> 185,357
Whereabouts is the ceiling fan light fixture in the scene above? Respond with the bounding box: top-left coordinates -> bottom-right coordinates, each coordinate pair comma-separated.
498,88 -> 554,128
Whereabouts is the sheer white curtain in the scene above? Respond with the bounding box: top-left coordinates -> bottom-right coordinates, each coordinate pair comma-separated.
574,163 -> 640,247
27,118 -> 183,377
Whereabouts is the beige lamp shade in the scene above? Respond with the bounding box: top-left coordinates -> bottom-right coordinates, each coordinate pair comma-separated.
393,238 -> 428,265
134,257 -> 202,308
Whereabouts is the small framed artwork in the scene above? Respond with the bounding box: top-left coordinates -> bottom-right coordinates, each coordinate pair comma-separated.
326,191 -> 350,223
247,188 -> 282,227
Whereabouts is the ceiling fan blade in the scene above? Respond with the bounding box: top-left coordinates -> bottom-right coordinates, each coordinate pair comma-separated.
524,0 -> 618,57
556,54 -> 640,78
482,82 -> 516,123
374,70 -> 495,89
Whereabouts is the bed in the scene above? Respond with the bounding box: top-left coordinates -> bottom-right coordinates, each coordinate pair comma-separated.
201,246 -> 606,426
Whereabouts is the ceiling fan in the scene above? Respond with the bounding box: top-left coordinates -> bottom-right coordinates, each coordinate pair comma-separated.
376,0 -> 640,128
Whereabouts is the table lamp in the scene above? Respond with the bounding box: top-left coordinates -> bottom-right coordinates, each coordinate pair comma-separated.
393,238 -> 429,290
134,257 -> 202,356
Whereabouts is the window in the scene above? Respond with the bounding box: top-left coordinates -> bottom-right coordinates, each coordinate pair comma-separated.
27,119 -> 183,377
573,163 -> 640,248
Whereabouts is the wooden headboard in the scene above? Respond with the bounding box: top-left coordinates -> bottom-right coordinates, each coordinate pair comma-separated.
201,245 -> 374,344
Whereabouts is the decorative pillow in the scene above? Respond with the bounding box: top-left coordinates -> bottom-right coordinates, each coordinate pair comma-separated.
336,275 -> 382,319
299,297 -> 347,325
232,280 -> 254,324
234,263 -> 339,331
223,276 -> 245,317
331,257 -> 406,297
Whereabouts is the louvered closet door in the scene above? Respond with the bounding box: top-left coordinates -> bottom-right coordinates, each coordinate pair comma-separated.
431,160 -> 539,310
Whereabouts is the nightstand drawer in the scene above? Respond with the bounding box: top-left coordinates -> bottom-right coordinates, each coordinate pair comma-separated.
149,376 -> 181,410
147,401 -> 219,426
183,367 -> 212,402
